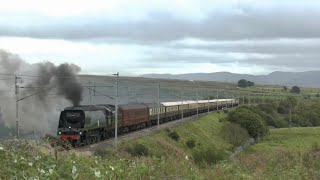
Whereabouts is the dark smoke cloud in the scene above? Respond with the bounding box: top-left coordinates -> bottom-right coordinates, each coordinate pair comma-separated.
54,64 -> 83,106
33,62 -> 83,106
0,49 -> 83,135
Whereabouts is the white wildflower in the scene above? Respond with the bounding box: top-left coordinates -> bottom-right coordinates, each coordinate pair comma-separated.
185,156 -> 189,160
0,147 -> 4,150
28,162 -> 33,167
49,169 -> 53,174
21,156 -> 25,160
72,160 -> 76,164
105,171 -> 108,175
40,169 -> 45,174
72,166 -> 77,174
94,170 -> 101,178
35,155 -> 41,160
14,159 -> 17,163
109,166 -> 114,171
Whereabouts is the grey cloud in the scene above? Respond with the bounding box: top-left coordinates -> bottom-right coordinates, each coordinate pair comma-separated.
1,3 -> 320,41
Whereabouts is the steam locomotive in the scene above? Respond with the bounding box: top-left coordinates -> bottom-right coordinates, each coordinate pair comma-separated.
57,99 -> 238,146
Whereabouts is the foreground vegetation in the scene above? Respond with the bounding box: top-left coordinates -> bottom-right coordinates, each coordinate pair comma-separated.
1,109 -> 320,179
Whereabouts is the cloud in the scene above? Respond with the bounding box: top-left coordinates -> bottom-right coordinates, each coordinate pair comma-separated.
1,1 -> 320,41
1,0 -> 320,75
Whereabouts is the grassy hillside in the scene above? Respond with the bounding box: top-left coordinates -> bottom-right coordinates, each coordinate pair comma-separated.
1,112 -> 320,179
118,111 -> 233,159
0,112 -> 237,179
210,127 -> 320,179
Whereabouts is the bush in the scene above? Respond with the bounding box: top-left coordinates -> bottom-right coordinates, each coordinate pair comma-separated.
258,103 -> 277,114
227,107 -> 268,138
192,147 -> 226,165
125,143 -> 150,156
186,139 -> 196,149
168,131 -> 180,141
94,148 -> 114,158
220,123 -> 249,147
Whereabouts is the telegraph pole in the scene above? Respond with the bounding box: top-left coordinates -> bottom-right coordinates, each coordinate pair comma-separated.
207,89 -> 210,113
225,92 -> 228,109
15,75 -> 19,138
157,83 -> 160,126
243,95 -> 245,105
196,87 -> 199,117
232,94 -> 234,108
89,81 -> 92,105
113,72 -> 119,145
180,89 -> 184,119
216,91 -> 219,111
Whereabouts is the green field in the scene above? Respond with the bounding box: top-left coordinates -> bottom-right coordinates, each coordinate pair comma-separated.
211,127 -> 320,179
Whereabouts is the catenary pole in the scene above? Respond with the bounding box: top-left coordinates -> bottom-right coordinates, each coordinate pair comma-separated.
157,83 -> 160,126
15,75 -> 19,138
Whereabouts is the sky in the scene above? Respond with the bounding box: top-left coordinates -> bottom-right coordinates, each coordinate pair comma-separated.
0,0 -> 320,76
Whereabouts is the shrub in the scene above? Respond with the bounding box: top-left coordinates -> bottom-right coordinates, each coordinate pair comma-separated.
125,143 -> 150,156
220,123 -> 249,147
192,147 -> 226,165
94,148 -> 113,158
186,139 -> 196,149
168,131 -> 180,141
258,103 -> 277,114
164,128 -> 171,134
227,107 -> 268,138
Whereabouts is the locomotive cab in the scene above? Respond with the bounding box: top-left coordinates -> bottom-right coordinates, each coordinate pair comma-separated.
57,105 -> 114,146
58,110 -> 85,129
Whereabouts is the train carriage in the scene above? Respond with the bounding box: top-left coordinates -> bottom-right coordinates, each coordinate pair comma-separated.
145,103 -> 166,125
161,101 -> 182,121
118,103 -> 149,133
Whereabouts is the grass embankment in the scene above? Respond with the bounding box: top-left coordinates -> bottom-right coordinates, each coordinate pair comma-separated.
212,127 -> 320,179
1,112 -> 320,179
118,111 -> 232,160
0,112 -> 237,179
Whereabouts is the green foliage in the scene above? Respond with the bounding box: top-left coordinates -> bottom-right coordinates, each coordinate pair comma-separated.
283,86 -> 288,91
192,147 -> 226,165
238,79 -> 255,88
290,86 -> 301,93
257,103 -> 277,114
285,114 -> 312,127
125,143 -> 150,157
168,131 -> 180,141
220,123 -> 249,147
94,148 -> 114,158
227,107 -> 268,138
186,139 -> 196,149
278,96 -> 298,114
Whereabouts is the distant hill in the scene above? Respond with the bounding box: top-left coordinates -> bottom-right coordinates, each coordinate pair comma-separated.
141,71 -> 320,87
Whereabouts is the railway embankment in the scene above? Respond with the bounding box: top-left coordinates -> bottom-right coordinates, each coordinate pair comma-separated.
1,110 -> 320,179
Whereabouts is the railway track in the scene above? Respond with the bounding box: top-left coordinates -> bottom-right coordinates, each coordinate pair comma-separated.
76,112 -> 212,152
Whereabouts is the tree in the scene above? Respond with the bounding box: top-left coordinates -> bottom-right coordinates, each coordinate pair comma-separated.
290,86 -> 301,94
238,79 -> 255,88
238,79 -> 248,88
247,81 -> 255,87
227,107 -> 268,138
283,86 -> 288,92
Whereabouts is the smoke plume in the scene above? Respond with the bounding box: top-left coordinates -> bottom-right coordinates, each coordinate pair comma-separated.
33,62 -> 83,106
0,49 -> 83,136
